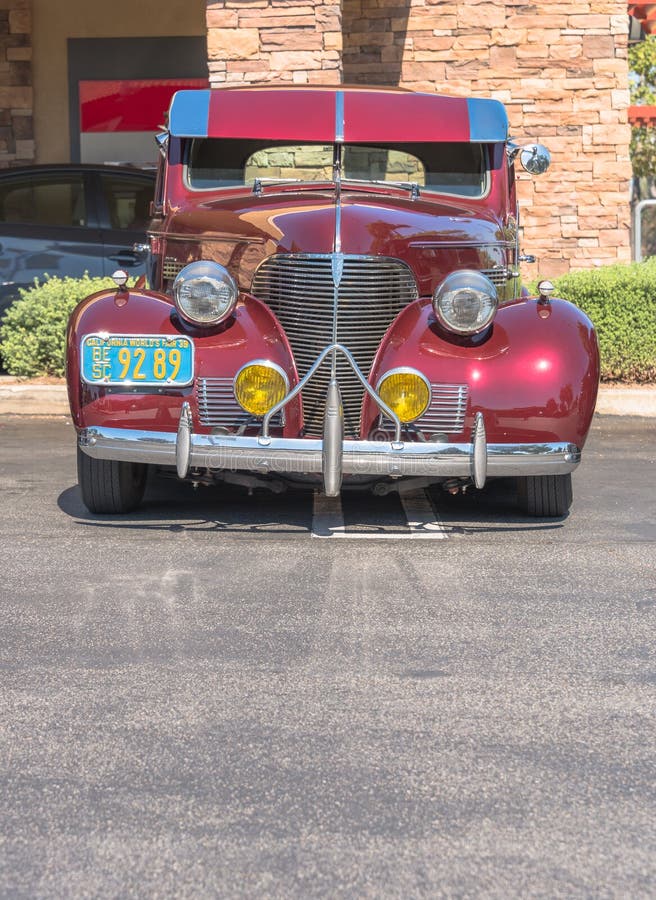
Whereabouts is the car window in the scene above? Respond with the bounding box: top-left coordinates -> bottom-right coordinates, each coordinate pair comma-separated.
342,147 -> 425,185
0,173 -> 87,227
245,146 -> 334,183
187,139 -> 487,197
100,175 -> 153,230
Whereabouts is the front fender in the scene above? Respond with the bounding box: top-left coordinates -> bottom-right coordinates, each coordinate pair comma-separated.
364,296 -> 600,447
67,288 -> 301,434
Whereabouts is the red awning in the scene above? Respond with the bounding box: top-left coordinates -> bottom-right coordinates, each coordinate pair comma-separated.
629,105 -> 656,124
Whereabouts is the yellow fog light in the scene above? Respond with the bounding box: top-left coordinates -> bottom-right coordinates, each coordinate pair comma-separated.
234,361 -> 289,417
377,368 -> 431,423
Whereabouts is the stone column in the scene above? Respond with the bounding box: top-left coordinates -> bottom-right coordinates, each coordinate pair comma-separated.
0,0 -> 34,167
207,0 -> 342,86
392,0 -> 632,277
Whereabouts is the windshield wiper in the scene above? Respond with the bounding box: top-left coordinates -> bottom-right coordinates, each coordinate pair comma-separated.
252,173 -> 420,200
340,178 -> 421,199
252,178 -> 334,196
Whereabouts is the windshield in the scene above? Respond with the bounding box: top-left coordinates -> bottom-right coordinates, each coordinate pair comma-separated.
186,139 -> 488,198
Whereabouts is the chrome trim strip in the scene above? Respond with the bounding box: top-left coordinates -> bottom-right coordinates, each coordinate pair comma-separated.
409,240 -> 515,250
79,427 -> 581,478
160,233 -> 266,245
251,251 -> 416,266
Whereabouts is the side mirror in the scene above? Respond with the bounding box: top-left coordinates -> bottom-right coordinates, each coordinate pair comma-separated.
155,131 -> 169,159
519,144 -> 551,175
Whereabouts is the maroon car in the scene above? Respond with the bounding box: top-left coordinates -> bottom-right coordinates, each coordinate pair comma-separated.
66,86 -> 599,517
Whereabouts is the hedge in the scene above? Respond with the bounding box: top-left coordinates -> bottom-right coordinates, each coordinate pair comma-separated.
1,263 -> 655,382
0,275 -> 118,377
544,259 -> 656,383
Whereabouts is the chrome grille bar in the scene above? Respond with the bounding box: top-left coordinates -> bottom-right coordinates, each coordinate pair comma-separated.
481,267 -> 510,286
379,383 -> 469,435
197,377 -> 282,429
419,384 -> 469,433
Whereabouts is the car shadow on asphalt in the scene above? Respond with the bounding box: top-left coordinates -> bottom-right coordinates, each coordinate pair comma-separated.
56,476 -> 318,536
56,473 -> 567,537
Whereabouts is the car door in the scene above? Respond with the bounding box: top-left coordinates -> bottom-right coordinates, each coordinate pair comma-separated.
95,170 -> 155,279
0,168 -> 104,318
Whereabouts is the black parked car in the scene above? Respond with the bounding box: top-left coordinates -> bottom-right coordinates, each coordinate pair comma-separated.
0,164 -> 155,318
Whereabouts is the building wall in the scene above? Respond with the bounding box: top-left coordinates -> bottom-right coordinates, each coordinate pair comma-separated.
206,0 -> 342,86
0,0 -> 33,167
32,0 -> 206,163
207,0 -> 633,277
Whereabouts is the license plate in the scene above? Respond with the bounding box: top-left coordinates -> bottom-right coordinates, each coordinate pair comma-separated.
81,334 -> 194,386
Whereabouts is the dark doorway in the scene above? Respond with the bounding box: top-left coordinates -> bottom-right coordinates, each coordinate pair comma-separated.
68,37 -> 208,163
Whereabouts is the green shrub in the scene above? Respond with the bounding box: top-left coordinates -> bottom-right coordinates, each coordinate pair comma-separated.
1,265 -> 655,382
0,274 -> 118,377
546,259 -> 656,383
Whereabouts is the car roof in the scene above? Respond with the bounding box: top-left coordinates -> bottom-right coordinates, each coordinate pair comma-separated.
168,85 -> 508,145
0,164 -> 156,179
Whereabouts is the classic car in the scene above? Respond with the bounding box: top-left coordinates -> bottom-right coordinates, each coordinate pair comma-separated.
66,86 -> 599,517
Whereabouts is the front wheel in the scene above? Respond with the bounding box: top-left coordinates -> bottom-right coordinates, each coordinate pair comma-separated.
77,447 -> 147,514
516,473 -> 573,517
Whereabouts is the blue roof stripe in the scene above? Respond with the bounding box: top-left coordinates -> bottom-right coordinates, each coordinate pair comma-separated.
467,98 -> 508,142
169,90 -> 211,137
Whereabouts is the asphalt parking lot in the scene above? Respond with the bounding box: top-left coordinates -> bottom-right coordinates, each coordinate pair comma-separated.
1,414 -> 655,897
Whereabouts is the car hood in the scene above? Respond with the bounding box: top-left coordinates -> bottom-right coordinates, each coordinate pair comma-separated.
163,188 -> 512,295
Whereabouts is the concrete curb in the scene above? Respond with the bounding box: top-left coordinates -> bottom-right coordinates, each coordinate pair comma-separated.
0,378 -> 654,418
594,387 -> 656,418
0,381 -> 70,417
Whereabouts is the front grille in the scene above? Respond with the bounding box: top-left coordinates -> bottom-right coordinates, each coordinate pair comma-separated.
419,383 -> 468,434
380,383 -> 468,435
482,267 -> 509,287
162,257 -> 185,281
197,377 -> 282,429
252,254 -> 418,437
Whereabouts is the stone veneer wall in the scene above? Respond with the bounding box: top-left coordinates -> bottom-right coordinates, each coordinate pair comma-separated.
207,0 -> 632,276
342,0 -> 633,276
0,0 -> 33,167
207,0 -> 341,85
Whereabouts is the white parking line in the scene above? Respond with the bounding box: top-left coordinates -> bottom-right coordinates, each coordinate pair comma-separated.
311,489 -> 447,539
311,492 -> 347,538
399,489 -> 448,539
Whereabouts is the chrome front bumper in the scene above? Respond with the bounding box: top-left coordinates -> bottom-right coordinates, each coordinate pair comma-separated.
79,422 -> 581,483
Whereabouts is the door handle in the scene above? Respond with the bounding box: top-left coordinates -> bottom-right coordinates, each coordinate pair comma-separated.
108,252 -> 141,266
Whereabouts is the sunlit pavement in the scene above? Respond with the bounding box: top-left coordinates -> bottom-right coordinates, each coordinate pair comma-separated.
0,415 -> 654,896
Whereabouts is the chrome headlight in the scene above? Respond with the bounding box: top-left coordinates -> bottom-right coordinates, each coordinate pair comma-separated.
173,261 -> 238,326
433,270 -> 498,335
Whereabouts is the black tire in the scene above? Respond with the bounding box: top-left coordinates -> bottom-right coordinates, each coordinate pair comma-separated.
517,473 -> 573,517
77,446 -> 147,514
